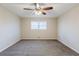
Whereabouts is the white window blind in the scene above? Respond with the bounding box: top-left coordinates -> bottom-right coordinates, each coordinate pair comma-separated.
31,21 -> 47,30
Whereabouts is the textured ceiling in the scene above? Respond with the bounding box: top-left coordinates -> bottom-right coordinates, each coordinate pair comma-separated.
0,3 -> 78,17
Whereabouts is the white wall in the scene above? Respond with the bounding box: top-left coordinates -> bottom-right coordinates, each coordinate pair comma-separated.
0,6 -> 20,52
21,17 -> 57,40
57,5 -> 79,53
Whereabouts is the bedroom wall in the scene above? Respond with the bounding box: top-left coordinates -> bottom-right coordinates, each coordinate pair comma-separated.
0,6 -> 20,52
57,5 -> 79,53
21,17 -> 57,40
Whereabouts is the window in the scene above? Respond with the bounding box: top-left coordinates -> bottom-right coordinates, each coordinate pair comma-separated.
31,22 -> 39,29
39,22 -> 47,29
31,21 -> 47,30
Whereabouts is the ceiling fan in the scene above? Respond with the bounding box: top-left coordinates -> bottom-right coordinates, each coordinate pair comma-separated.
24,3 -> 53,15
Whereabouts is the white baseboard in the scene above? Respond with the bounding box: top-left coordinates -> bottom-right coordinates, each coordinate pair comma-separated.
21,38 -> 57,40
0,39 -> 21,53
58,39 -> 79,54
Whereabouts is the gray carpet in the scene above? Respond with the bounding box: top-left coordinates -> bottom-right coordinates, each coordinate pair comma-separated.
0,40 -> 79,56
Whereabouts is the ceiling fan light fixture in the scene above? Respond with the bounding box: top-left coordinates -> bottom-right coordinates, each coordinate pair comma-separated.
24,3 -> 53,15
34,10 -> 42,15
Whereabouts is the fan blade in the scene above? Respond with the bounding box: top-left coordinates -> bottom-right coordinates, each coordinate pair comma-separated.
24,8 -> 34,10
42,12 -> 46,15
43,7 -> 53,10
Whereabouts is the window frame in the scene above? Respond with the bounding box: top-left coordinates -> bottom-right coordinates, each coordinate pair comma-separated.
31,21 -> 47,30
